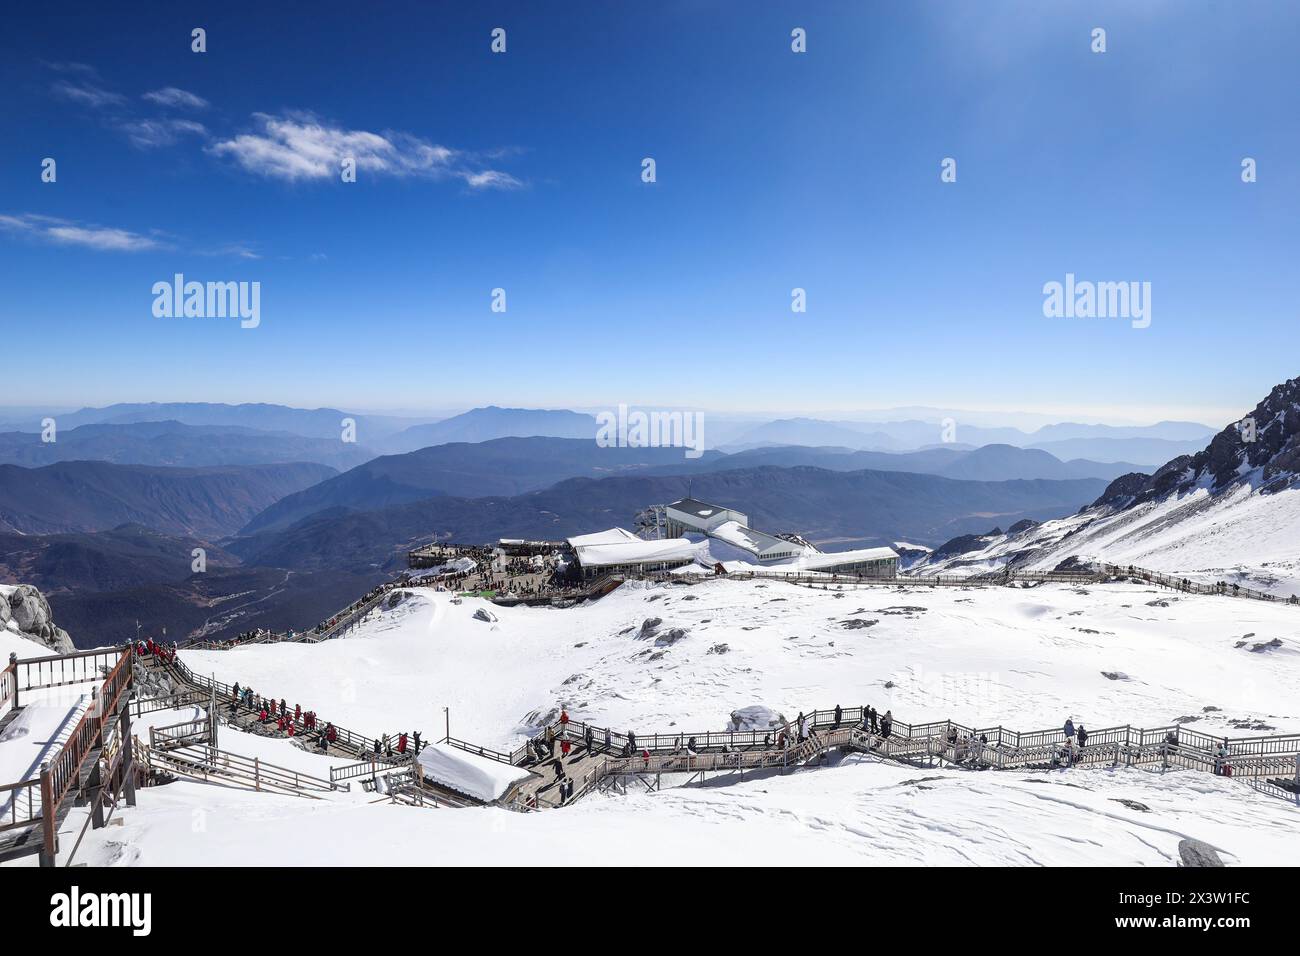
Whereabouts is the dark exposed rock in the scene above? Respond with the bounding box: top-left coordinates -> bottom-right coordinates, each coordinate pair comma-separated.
1111,798 -> 1151,812
839,618 -> 878,630
1092,376 -> 1300,512
1178,838 -> 1224,868
654,627 -> 688,648
636,617 -> 662,639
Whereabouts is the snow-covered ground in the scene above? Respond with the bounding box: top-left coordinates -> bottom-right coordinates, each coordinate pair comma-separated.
181,579 -> 1300,750
27,751 -> 1300,867
912,482 -> 1300,598
7,578 -> 1298,867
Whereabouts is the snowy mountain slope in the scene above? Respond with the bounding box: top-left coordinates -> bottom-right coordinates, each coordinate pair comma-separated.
910,483 -> 1300,596
910,377 -> 1300,596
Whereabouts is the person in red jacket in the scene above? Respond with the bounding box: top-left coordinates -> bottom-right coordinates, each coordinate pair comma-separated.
398,733 -> 408,755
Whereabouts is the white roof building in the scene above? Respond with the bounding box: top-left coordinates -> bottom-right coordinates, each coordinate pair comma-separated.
708,520 -> 806,563
566,529 -> 699,578
793,546 -> 900,574
665,498 -> 749,535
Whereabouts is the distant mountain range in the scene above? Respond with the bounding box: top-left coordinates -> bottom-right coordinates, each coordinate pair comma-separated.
645,443 -> 1143,482
0,402 -> 1217,468
241,437 -> 729,534
724,417 -> 1213,464
229,467 -> 1110,573
0,421 -> 376,470
0,401 -> 429,441
0,460 -> 335,537
378,406 -> 598,453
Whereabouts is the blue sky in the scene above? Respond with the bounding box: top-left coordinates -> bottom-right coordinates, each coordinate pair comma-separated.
1,0 -> 1297,425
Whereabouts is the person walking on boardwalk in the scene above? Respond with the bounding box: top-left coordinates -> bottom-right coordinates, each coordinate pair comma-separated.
398,733 -> 408,755
880,710 -> 893,740
584,724 -> 594,754
413,731 -> 422,755
797,712 -> 808,743
1063,717 -> 1075,742
560,737 -> 571,758
833,704 -> 842,729
1076,725 -> 1088,749
603,726 -> 612,754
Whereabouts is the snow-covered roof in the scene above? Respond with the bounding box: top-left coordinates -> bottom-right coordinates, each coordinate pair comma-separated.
710,520 -> 809,557
795,546 -> 900,571
417,743 -> 533,803
566,527 -> 641,548
572,536 -> 699,568
667,497 -> 732,519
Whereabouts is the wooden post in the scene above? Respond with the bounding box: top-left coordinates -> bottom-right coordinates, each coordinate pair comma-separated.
120,701 -> 136,807
39,761 -> 55,867
88,758 -> 105,830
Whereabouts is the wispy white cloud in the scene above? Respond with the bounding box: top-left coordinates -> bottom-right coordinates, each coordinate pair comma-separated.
120,118 -> 208,149
199,243 -> 262,260
142,87 -> 209,110
462,169 -> 523,190
41,60 -> 101,79
209,112 -> 523,189
0,213 -> 161,252
51,80 -> 127,109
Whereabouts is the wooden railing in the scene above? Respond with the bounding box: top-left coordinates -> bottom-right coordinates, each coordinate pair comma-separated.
157,655 -> 383,760
0,657 -> 16,715
490,703 -> 1300,809
328,754 -> 411,784
144,743 -> 340,796
1099,563 -> 1297,604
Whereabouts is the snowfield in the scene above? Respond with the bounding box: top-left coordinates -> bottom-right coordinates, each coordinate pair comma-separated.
8,578 -> 1298,867
183,578 -> 1300,749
